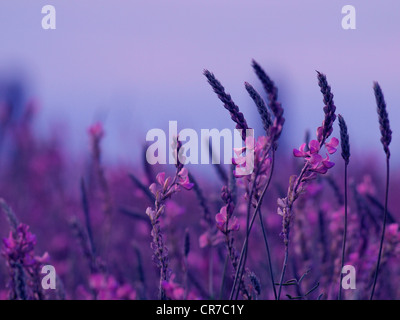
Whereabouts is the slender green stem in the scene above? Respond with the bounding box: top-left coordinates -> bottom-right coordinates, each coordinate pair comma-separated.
277,242 -> 289,300
234,168 -> 259,299
159,270 -> 166,300
184,256 -> 188,300
275,160 -> 311,300
275,135 -> 327,301
229,157 -> 261,300
230,150 -> 275,300
218,253 -> 229,299
258,208 -> 277,300
339,164 -> 348,300
229,186 -> 255,300
209,248 -> 214,299
370,156 -> 390,300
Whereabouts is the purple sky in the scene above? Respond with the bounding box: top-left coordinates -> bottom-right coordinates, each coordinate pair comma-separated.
0,1 -> 399,166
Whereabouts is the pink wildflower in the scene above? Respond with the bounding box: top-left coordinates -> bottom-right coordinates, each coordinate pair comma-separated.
215,205 -> 240,233
177,168 -> 194,190
293,138 -> 338,175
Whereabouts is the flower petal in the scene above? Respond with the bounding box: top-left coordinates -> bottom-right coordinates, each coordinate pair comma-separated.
309,140 -> 320,154
293,143 -> 307,157
325,137 -> 339,154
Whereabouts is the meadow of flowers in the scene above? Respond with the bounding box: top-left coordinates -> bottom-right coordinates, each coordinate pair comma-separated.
0,60 -> 398,300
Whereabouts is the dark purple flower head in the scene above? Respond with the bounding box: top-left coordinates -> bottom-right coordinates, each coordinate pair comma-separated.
316,71 -> 337,145
251,60 -> 282,118
373,82 -> 392,158
203,69 -> 249,141
338,114 -> 350,165
251,60 -> 285,146
244,82 -> 272,134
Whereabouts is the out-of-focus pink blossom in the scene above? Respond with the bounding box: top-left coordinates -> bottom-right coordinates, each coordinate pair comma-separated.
306,182 -> 323,196
162,275 -> 197,300
85,273 -> 136,300
356,175 -> 376,196
165,201 -> 185,219
199,231 -> 224,248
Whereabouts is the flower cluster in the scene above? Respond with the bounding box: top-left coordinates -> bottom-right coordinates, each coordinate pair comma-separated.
2,223 -> 49,300
216,186 -> 240,233
277,138 -> 338,245
161,275 -> 197,300
3,224 -> 49,267
293,137 -> 338,175
215,186 -> 253,300
145,138 -> 194,299
233,136 -> 272,205
78,273 -> 136,300
216,204 -> 240,234
233,136 -> 271,176
155,169 -> 194,192
277,72 -> 338,250
146,169 -> 194,222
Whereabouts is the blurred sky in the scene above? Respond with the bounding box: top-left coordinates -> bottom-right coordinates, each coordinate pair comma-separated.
0,1 -> 399,168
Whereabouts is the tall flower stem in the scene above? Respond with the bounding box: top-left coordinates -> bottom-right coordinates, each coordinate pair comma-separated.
337,113 -> 350,300
257,208 -> 277,299
370,156 -> 390,299
277,237 -> 289,300
208,248 -> 214,299
276,163 -> 312,300
235,165 -> 258,299
370,82 -> 391,300
218,254 -> 229,299
338,164 -> 348,300
230,150 -> 275,300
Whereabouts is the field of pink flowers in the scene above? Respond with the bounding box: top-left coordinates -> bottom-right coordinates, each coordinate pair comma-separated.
0,61 -> 398,300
